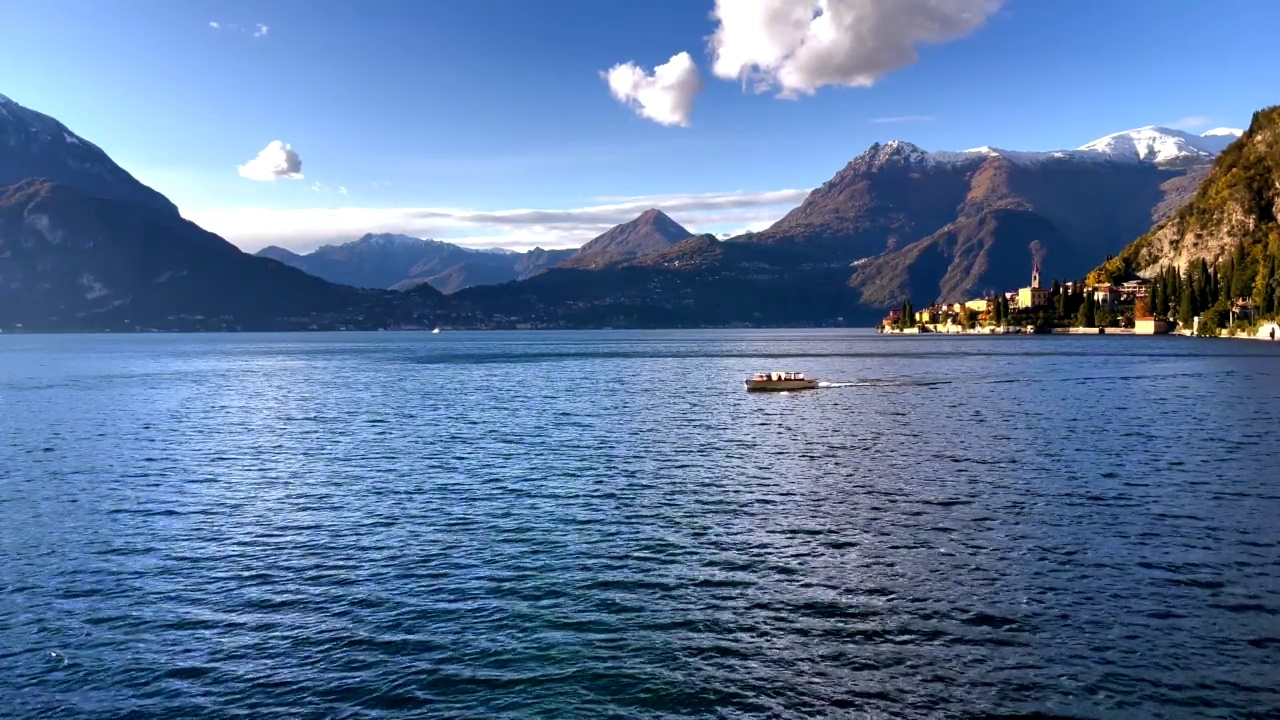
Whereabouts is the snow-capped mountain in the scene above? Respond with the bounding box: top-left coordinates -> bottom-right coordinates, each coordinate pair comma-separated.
867,125 -> 1244,170
0,92 -> 178,214
1076,126 -> 1243,165
257,232 -> 574,292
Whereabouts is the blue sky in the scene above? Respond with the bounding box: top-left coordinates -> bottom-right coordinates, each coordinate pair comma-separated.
2,0 -> 1278,251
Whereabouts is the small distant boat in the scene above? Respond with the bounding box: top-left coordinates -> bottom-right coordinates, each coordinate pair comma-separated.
431,328 -> 441,334
745,371 -> 819,392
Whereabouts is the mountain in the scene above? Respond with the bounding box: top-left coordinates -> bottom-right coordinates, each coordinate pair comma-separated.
1077,126 -> 1243,167
441,234 -> 864,327
257,234 -> 578,294
1094,106 -> 1279,281
0,179 -> 441,331
558,209 -> 693,269
1,89 -> 1253,332
257,233 -> 461,290
444,124 -> 1241,326
0,93 -> 178,215
257,211 -> 687,292
514,247 -> 576,278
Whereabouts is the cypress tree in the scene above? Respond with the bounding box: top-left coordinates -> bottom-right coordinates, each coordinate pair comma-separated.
1259,254 -> 1277,316
1231,242 -> 1251,299
1198,259 -> 1212,312
1179,279 -> 1195,328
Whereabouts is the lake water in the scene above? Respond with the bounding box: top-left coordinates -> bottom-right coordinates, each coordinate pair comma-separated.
2,330 -> 1278,718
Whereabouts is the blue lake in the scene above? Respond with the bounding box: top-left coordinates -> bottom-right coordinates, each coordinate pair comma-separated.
2,330 -> 1278,718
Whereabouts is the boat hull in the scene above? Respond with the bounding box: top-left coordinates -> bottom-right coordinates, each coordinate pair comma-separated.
745,379 -> 820,392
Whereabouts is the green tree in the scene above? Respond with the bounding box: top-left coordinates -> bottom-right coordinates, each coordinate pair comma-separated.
1179,276 -> 1195,328
1196,301 -> 1228,337
1220,257 -> 1235,303
1256,253 -> 1277,316
1198,259 -> 1213,311
1231,242 -> 1253,300
1076,293 -> 1097,328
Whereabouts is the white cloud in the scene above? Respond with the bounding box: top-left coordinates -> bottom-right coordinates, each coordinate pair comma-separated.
189,188 -> 811,252
868,114 -> 935,124
603,52 -> 703,127
1168,115 -> 1212,131
311,182 -> 328,193
238,141 -> 303,181
709,0 -> 1002,97
337,186 -> 348,196
208,21 -> 269,37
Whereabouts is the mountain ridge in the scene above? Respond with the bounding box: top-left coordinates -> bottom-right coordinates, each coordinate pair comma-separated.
1093,106 -> 1279,282
0,178 -> 443,331
254,233 -> 576,293
558,208 -> 694,269
0,93 -> 179,215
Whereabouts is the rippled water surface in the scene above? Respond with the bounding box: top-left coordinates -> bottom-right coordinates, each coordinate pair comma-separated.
2,330 -> 1279,718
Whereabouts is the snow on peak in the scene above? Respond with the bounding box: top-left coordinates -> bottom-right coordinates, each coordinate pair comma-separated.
891,123 -> 1244,170
1075,126 -> 1235,165
361,233 -> 425,245
924,146 -> 1076,167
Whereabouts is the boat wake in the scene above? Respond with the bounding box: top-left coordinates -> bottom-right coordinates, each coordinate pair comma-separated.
817,381 -> 865,389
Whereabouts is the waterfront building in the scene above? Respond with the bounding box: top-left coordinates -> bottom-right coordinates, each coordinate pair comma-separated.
1091,284 -> 1122,309
1017,263 -> 1051,309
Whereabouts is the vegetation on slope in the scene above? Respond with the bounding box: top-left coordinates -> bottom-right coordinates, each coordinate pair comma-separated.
1092,106 -> 1280,287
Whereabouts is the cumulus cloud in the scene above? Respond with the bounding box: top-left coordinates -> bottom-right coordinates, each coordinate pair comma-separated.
337,186 -> 348,196
254,24 -> 269,38
208,21 -> 220,29
189,188 -> 811,252
603,52 -> 704,127
238,141 -> 303,181
709,0 -> 1002,97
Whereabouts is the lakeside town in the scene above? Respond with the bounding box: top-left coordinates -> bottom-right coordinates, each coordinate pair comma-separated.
880,260 -> 1280,340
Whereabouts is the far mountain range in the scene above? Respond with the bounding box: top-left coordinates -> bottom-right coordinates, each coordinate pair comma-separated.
0,89 -> 1260,331
261,124 -> 1242,312
255,207 -> 693,293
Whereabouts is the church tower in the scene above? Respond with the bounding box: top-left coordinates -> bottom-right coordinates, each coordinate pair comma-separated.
1031,261 -> 1041,290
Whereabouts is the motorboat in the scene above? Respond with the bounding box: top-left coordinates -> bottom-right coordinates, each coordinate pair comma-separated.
745,371 -> 819,392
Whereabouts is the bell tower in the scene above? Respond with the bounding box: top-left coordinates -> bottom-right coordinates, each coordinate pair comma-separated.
1031,261 -> 1041,290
